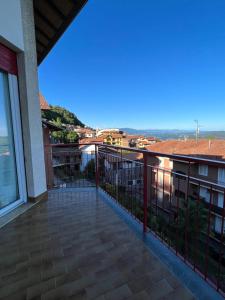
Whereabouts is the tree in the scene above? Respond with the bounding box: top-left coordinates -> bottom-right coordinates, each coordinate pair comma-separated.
66,131 -> 78,143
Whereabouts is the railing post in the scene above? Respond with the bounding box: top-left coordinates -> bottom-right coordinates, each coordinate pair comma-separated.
143,152 -> 148,233
95,144 -> 99,188
45,145 -> 54,189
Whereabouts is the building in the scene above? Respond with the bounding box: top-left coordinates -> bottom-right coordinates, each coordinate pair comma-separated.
74,126 -> 96,138
100,133 -> 124,145
0,0 -> 87,215
96,128 -> 121,136
104,152 -> 143,190
147,139 -> 225,234
137,136 -> 158,148
127,135 -> 158,148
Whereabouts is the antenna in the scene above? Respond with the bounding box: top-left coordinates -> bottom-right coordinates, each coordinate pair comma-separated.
194,120 -> 203,143
194,120 -> 199,143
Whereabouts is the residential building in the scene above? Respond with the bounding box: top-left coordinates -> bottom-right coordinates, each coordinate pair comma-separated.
147,139 -> 225,234
137,136 -> 158,148
127,135 -> 158,148
104,152 -> 143,190
101,133 -> 124,145
0,0 -> 87,214
96,128 -> 121,136
73,126 -> 96,138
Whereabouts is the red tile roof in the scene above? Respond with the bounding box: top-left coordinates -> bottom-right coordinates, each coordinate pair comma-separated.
39,93 -> 50,110
100,133 -> 124,139
146,139 -> 225,160
106,152 -> 143,162
79,138 -> 103,144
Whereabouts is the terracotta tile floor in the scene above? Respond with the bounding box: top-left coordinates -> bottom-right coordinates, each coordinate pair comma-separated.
0,189 -> 195,300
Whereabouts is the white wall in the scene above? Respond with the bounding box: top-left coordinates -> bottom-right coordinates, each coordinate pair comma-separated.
17,0 -> 47,198
80,145 -> 95,172
0,0 -> 47,199
0,0 -> 24,51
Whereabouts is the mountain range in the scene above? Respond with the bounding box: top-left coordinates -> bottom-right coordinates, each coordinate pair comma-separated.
120,128 -> 225,140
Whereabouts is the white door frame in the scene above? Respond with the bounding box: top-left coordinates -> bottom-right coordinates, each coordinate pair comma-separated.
0,74 -> 27,217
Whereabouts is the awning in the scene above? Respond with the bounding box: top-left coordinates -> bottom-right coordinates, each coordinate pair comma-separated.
33,0 -> 88,65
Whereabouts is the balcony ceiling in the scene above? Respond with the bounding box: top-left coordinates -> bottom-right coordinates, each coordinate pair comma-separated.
33,0 -> 87,65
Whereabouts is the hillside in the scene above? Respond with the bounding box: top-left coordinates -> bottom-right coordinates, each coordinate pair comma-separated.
42,105 -> 85,128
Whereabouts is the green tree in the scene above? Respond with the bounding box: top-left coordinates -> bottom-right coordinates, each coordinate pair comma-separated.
66,131 -> 78,143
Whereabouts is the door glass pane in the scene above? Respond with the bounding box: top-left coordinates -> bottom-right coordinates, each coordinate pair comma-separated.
0,71 -> 19,208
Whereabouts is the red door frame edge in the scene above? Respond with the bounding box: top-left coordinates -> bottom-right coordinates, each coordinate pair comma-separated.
0,43 -> 18,75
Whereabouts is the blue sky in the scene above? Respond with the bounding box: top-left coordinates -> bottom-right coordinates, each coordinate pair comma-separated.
38,0 -> 225,130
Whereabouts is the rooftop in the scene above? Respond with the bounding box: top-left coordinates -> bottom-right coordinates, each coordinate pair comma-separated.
79,138 -> 104,144
146,139 -> 225,160
39,93 -> 50,110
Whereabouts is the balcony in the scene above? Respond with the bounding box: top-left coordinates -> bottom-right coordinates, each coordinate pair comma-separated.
0,144 -> 225,299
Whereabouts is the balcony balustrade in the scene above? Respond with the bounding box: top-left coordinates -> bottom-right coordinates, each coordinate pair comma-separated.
44,143 -> 225,297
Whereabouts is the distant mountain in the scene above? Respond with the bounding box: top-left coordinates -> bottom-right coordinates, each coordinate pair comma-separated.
120,128 -> 225,140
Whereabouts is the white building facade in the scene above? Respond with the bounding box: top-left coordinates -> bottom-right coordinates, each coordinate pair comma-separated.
0,0 -> 87,216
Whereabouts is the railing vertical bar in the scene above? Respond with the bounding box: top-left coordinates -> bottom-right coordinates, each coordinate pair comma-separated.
193,182 -> 201,271
162,169 -> 165,210
205,185 -> 213,280
95,144 -> 99,188
184,162 -> 191,262
143,153 -> 148,233
168,170 -> 173,249
156,168 -> 159,216
149,165 -> 153,230
175,178 -> 180,255
217,188 -> 225,291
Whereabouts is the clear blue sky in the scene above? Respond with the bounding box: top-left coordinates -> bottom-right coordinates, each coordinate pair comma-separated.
38,0 -> 225,130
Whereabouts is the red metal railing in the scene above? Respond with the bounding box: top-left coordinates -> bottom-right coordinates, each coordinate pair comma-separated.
45,143 -> 225,296
44,143 -> 96,188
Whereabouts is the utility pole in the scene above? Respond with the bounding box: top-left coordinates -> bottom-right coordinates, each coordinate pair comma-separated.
194,120 -> 200,143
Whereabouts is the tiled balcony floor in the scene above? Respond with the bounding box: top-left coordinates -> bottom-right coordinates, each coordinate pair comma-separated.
0,188 -> 195,300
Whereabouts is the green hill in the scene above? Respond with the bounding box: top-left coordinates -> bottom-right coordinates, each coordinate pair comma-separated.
42,105 -> 85,128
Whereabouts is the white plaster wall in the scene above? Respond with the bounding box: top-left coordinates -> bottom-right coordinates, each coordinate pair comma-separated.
0,0 -> 24,50
0,0 -> 46,199
17,0 -> 47,198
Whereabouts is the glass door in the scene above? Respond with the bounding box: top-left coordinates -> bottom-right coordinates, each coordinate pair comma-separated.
0,70 -> 26,214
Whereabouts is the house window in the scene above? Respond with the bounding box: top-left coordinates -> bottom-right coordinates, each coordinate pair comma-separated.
200,187 -> 210,203
214,215 -> 225,234
128,180 -> 133,186
198,165 -> 208,176
218,168 -> 225,184
218,193 -> 224,208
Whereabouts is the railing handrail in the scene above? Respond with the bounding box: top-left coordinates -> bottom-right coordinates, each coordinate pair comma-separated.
47,142 -> 225,168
